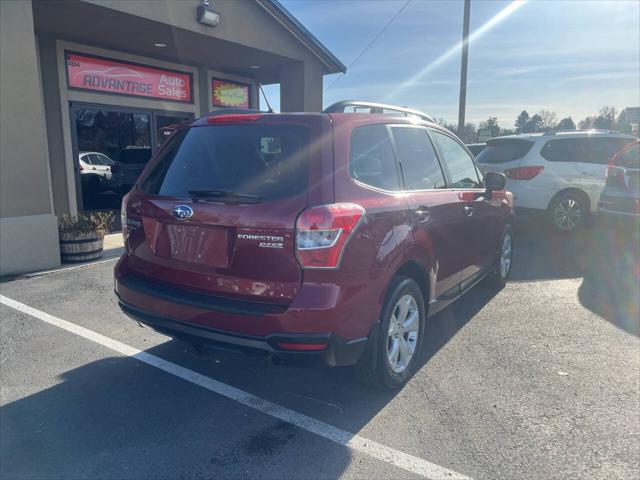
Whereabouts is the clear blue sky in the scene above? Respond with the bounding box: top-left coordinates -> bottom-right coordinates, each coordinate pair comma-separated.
261,0 -> 640,128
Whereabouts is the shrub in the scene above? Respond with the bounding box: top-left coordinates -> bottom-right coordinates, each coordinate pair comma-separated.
58,211 -> 115,237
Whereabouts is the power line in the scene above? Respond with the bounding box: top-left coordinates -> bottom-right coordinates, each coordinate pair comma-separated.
324,0 -> 412,93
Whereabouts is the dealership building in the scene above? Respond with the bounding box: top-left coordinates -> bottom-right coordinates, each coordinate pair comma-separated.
0,0 -> 345,275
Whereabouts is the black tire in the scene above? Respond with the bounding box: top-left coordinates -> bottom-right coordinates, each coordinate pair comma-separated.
547,191 -> 588,234
355,276 -> 425,389
488,224 -> 513,289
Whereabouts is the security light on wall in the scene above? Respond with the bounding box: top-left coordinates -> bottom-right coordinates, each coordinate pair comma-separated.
197,5 -> 220,27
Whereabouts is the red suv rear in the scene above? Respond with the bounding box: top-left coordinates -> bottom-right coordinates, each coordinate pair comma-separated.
115,102 -> 515,388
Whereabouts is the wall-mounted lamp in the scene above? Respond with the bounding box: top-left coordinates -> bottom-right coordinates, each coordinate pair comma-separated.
197,4 -> 220,27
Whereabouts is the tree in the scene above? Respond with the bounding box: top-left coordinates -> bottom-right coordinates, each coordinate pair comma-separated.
461,123 -> 477,144
555,117 -> 576,131
616,109 -> 635,134
580,106 -> 618,131
478,116 -> 500,139
527,114 -> 543,133
593,116 -> 611,130
588,106 -> 617,130
578,116 -> 595,129
515,110 -> 530,133
435,117 -> 456,134
538,110 -> 557,131
434,118 -> 477,143
599,106 -> 617,128
479,116 -> 499,132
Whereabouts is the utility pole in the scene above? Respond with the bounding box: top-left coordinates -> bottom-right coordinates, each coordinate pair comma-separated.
457,0 -> 471,139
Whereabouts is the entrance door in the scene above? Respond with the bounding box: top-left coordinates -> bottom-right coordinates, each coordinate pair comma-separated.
71,103 -> 192,214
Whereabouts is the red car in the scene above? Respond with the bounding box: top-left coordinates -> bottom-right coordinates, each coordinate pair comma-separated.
115,101 -> 514,389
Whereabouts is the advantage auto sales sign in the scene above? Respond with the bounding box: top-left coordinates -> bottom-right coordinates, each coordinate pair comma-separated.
65,52 -> 193,103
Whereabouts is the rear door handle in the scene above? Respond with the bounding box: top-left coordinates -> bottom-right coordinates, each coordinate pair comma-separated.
414,206 -> 430,222
582,171 -> 593,176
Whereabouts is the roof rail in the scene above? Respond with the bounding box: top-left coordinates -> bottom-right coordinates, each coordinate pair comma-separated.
581,129 -> 622,134
540,128 -> 623,136
323,101 -> 434,123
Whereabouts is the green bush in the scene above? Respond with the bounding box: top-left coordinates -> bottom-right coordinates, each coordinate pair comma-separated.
58,211 -> 115,237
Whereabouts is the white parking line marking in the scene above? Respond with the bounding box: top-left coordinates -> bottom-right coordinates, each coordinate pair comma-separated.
22,257 -> 119,277
1,294 -> 471,480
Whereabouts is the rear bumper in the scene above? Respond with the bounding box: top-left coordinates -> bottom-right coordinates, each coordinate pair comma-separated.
117,298 -> 368,366
113,242 -> 389,367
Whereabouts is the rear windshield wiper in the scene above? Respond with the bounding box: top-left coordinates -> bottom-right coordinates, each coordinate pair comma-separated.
188,189 -> 262,203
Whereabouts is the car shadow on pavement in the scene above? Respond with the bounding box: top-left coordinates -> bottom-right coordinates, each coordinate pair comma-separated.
0,345 -> 355,480
1,279 -> 502,480
416,280 -> 501,367
6,218 -> 636,479
134,282 -> 503,446
512,217 -> 640,337
577,223 -> 640,337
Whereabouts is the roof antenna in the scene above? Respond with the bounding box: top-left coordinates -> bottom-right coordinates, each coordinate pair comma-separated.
257,81 -> 274,113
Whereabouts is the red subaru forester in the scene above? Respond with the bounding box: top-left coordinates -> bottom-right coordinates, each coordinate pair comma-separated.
115,101 -> 515,389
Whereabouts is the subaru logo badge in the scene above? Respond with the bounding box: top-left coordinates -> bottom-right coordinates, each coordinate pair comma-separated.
172,204 -> 193,220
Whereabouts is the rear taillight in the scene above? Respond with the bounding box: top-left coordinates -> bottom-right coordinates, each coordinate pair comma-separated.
121,193 -> 141,243
295,203 -> 365,269
79,164 -> 84,171
504,165 -> 544,180
605,165 -> 627,190
121,193 -> 130,241
207,114 -> 262,124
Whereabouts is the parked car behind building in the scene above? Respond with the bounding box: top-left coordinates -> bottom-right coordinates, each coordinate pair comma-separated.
476,131 -> 636,233
78,151 -> 113,194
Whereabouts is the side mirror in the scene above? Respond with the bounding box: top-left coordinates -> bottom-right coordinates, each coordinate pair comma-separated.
484,171 -> 506,199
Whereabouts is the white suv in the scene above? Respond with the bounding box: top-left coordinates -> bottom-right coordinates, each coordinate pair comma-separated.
476,131 -> 636,232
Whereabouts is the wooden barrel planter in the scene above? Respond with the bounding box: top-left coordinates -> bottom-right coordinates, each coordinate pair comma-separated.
59,232 -> 104,263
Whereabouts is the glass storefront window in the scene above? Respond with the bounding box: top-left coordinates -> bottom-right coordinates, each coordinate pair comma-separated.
72,105 -> 192,214
74,109 -> 151,163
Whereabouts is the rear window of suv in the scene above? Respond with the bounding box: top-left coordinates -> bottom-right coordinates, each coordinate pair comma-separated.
140,124 -> 309,201
476,138 -> 534,164
541,137 -> 631,164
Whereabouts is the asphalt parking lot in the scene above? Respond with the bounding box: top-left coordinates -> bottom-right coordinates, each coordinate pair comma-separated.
1,220 -> 639,480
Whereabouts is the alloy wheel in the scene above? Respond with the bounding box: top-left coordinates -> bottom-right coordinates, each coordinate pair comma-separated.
386,294 -> 419,374
500,231 -> 513,278
553,198 -> 583,231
